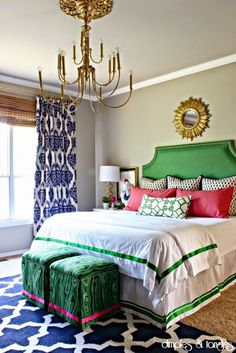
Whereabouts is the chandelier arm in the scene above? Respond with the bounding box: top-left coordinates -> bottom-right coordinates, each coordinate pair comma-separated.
40,75 -> 84,108
93,70 -> 121,99
73,49 -> 84,66
88,75 -> 97,113
63,85 -> 84,108
74,56 -> 84,66
94,88 -> 133,109
58,53 -> 81,85
61,94 -> 85,114
89,49 -> 104,64
63,75 -> 84,104
57,68 -> 82,86
92,68 -> 116,87
97,68 -> 133,100
63,94 -> 84,114
63,87 -> 82,103
39,69 -> 65,107
73,42 -> 84,65
58,69 -> 72,85
89,38 -> 104,64
38,70 -> 48,101
88,97 -> 96,113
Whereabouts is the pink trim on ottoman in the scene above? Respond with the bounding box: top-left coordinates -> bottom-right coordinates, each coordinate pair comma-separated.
48,302 -> 80,322
82,303 -> 121,324
48,302 -> 121,324
22,289 -> 45,305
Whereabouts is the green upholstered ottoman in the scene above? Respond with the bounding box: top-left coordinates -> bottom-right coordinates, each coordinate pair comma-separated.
22,247 -> 79,309
48,255 -> 120,328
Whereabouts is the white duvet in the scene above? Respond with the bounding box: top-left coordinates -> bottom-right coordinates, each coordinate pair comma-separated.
31,211 -> 234,299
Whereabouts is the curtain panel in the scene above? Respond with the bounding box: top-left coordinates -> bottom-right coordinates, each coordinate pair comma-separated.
0,94 -> 36,126
33,97 -> 77,233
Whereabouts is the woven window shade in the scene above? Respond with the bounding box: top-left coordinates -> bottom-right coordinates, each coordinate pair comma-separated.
0,95 -> 36,127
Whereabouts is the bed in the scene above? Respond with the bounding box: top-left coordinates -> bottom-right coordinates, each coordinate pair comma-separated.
31,140 -> 236,328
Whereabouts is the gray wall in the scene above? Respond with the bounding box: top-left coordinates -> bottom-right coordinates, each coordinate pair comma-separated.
76,100 -> 96,211
0,224 -> 33,257
95,62 -> 236,204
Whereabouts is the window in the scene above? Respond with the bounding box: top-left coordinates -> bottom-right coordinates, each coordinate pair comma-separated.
0,123 -> 37,221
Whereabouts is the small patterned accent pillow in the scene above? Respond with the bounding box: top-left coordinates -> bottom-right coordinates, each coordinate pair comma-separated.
141,177 -> 166,190
202,176 -> 236,215
167,176 -> 202,190
138,194 -> 192,219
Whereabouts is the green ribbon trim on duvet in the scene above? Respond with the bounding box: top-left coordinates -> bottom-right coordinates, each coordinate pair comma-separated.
121,273 -> 236,326
34,236 -> 157,272
34,237 -> 218,280
160,244 -> 218,279
166,272 -> 236,323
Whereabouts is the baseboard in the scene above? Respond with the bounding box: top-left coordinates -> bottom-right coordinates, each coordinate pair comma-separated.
0,249 -> 29,259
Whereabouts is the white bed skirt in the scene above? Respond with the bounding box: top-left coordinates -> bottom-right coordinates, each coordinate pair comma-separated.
120,250 -> 236,328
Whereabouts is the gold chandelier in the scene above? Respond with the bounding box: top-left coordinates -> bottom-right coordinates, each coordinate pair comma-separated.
38,0 -> 133,110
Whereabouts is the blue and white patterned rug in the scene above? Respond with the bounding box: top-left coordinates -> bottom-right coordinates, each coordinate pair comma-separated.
0,275 -> 235,353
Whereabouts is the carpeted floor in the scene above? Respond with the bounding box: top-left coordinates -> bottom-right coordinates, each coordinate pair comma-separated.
181,283 -> 236,343
0,274 -> 235,353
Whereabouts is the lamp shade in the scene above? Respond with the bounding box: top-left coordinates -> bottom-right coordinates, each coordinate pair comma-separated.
99,166 -> 120,182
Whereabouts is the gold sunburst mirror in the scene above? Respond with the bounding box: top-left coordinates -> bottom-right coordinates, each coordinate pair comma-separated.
173,97 -> 211,140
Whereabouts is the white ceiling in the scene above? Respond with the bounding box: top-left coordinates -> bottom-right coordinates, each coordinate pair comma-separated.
1,0 -> 236,93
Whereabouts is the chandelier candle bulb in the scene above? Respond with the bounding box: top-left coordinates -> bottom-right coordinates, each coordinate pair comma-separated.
100,39 -> 104,58
112,53 -> 116,73
57,53 -> 61,70
73,42 -> 76,61
38,68 -> 43,88
117,52 -> 121,70
108,55 -> 112,74
62,55 -> 66,77
129,71 -> 133,90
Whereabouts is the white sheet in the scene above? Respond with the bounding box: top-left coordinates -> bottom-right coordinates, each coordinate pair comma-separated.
186,216 -> 236,257
31,211 -> 230,299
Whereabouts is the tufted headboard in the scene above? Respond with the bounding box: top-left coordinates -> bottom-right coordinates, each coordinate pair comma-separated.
142,140 -> 236,179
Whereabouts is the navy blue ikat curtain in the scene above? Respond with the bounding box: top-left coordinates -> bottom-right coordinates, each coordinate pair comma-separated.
33,97 -> 77,233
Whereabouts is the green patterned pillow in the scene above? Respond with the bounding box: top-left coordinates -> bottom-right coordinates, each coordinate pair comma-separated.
138,194 -> 192,219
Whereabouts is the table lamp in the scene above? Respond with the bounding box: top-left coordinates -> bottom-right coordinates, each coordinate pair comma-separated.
99,165 -> 120,199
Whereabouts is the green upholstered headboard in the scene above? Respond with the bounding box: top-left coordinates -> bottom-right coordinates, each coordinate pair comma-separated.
142,140 -> 236,179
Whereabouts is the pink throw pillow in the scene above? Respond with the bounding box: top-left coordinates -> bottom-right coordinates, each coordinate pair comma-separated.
125,186 -> 176,211
176,187 -> 234,218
